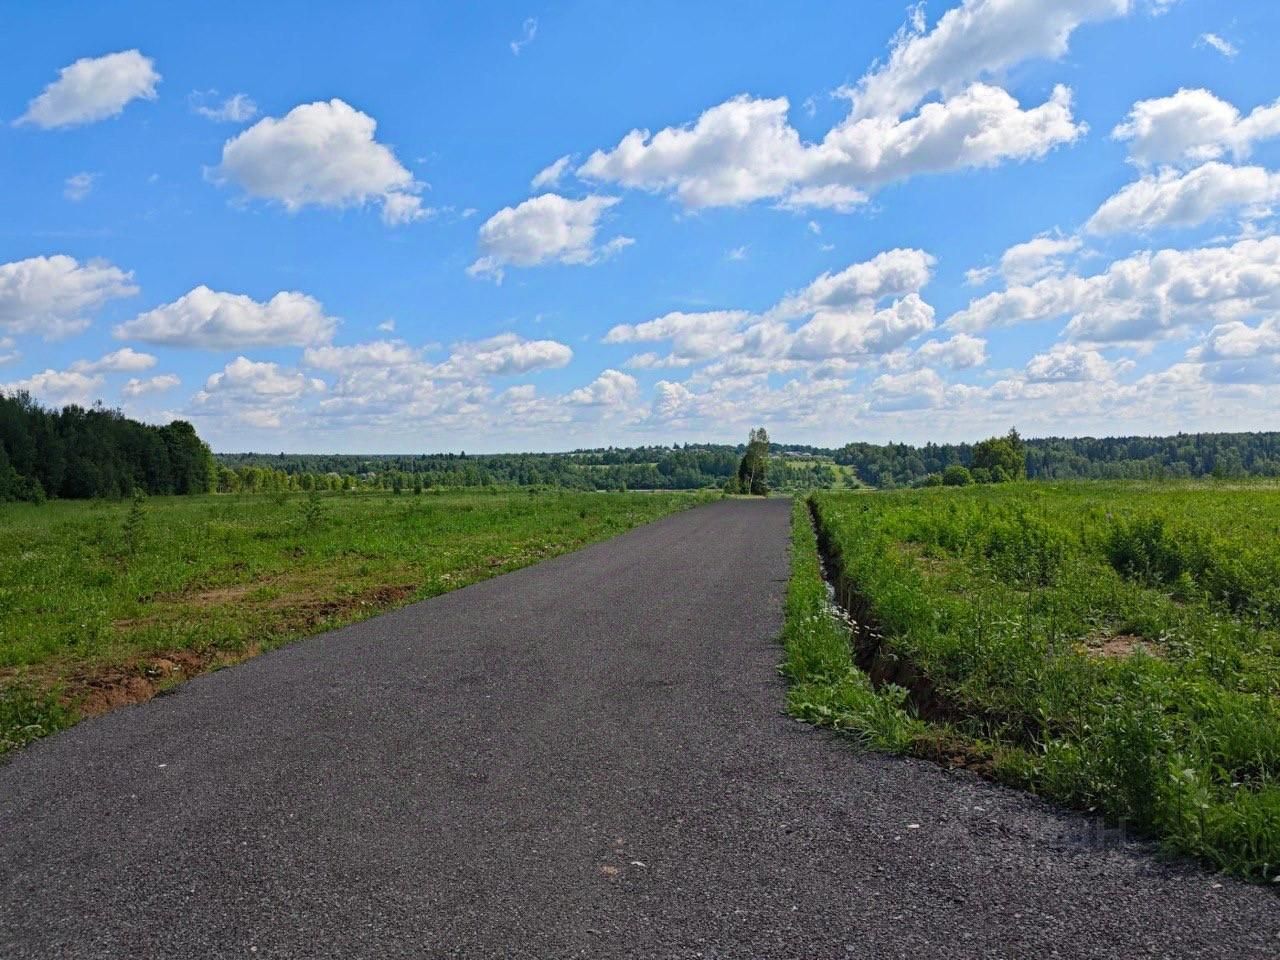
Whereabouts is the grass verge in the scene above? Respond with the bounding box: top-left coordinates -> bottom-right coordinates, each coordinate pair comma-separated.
781,498 -> 922,751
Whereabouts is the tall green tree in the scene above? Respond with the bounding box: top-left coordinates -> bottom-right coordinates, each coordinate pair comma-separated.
972,428 -> 1026,481
736,427 -> 771,496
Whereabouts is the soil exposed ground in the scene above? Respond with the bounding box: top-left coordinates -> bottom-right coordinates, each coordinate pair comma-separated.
1,499 -> 1275,958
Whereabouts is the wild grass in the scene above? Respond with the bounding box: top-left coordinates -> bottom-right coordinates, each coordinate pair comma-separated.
799,482 -> 1280,883
0,487 -> 705,754
781,498 -> 922,751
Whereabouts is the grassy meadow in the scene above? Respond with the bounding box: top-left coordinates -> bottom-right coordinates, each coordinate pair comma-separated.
787,482 -> 1280,883
0,488 -> 705,754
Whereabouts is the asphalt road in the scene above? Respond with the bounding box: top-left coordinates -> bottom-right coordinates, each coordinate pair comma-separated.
2,498 -> 1276,958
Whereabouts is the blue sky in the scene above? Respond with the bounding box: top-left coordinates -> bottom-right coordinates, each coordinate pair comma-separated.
2,0 -> 1279,452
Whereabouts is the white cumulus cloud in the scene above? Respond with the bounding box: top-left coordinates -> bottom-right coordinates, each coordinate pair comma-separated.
578,85 -> 1083,209
121,373 -> 180,398
606,248 -> 939,369
906,333 -> 989,369
776,184 -> 869,212
0,255 -> 137,339
201,356 -> 317,398
0,368 -> 103,406
774,248 -> 936,316
948,236 -> 1280,343
789,295 -> 936,360
1190,317 -> 1280,363
868,367 -> 952,412
849,0 -> 1128,120
982,234 -> 1083,286
1086,161 -> 1280,233
565,369 -> 639,408
652,379 -> 697,419
468,194 -> 632,281
1025,343 -> 1131,381
72,347 -> 157,374
571,0 -> 1117,212
117,285 -> 338,348
1113,89 -> 1280,167
194,356 -> 325,429
826,83 -> 1084,189
302,340 -> 422,371
215,99 -> 426,225
1188,317 -> 1280,384
431,333 -> 573,378
579,96 -> 814,208
17,50 -> 160,129
304,335 -> 571,379
295,334 -> 574,432
605,311 -> 753,364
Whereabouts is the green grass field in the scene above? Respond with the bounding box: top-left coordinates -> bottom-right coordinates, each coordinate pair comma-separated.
0,488 -> 705,754
789,482 -> 1280,883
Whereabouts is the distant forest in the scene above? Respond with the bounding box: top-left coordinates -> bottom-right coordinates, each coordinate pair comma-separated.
214,446 -> 746,493
0,391 -> 215,502
220,431 -> 1280,493
824,432 -> 1280,487
3,389 -> 1279,501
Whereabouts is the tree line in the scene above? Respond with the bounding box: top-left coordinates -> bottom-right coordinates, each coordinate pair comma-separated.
216,446 -> 745,493
0,391 -> 216,502
825,431 -> 1280,487
215,430 -> 1280,492
5,390 -> 1280,502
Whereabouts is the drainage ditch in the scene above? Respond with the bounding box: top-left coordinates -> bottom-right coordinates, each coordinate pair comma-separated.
806,498 -> 950,724
807,499 -> 1061,760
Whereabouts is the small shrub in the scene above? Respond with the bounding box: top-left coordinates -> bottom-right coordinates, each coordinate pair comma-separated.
301,489 -> 324,531
121,488 -> 147,556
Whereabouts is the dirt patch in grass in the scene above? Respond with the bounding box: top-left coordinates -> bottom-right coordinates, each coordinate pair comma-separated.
67,648 -> 244,717
909,728 -> 999,778
113,581 -> 269,627
114,578 -> 418,632
14,582 -> 422,724
265,583 -> 418,631
123,580 -> 269,610
1079,633 -> 1163,659
180,582 -> 261,606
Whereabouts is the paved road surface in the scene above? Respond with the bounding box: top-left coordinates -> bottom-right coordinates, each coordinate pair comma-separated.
2,499 -> 1276,958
